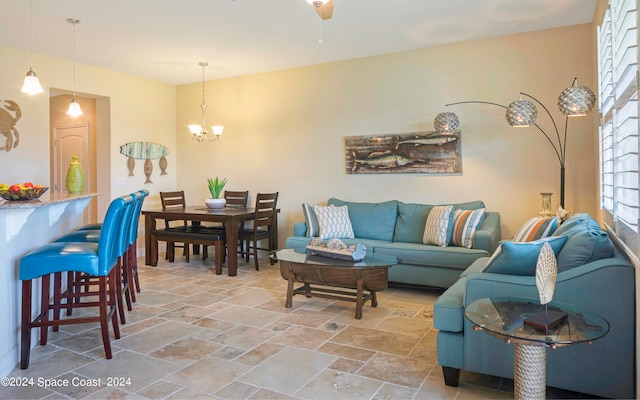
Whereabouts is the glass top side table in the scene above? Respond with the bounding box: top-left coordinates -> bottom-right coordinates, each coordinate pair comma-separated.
464,297 -> 609,399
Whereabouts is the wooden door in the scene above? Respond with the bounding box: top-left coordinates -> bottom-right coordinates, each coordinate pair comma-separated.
53,123 -> 91,223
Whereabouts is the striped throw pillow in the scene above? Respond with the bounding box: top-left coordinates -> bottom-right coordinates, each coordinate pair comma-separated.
423,205 -> 453,247
302,203 -> 319,237
451,208 -> 486,248
513,216 -> 559,242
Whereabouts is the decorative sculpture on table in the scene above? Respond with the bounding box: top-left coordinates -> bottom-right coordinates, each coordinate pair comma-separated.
524,242 -> 568,332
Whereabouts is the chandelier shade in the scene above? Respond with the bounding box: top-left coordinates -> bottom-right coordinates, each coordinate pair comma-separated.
188,62 -> 224,142
558,80 -> 596,116
21,0 -> 43,95
505,100 -> 537,127
434,112 -> 459,134
66,18 -> 82,117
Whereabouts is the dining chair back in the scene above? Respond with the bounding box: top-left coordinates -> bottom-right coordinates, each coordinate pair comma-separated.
159,190 -> 191,261
238,192 -> 279,270
224,190 -> 249,207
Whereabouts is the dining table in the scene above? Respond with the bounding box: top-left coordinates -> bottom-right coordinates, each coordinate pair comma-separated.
142,206 -> 278,276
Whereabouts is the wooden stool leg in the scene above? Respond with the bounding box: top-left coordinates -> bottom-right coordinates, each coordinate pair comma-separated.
215,242 -> 223,275
98,275 -> 113,359
52,272 -> 62,332
20,280 -> 32,369
40,274 -> 50,345
114,259 -> 126,325
131,241 -> 141,293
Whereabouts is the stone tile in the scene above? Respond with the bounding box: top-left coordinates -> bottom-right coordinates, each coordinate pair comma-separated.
84,386 -> 142,399
192,317 -> 237,332
114,320 -> 200,353
215,380 -> 260,399
207,305 -> 282,327
213,345 -> 246,360
52,327 -> 105,354
149,336 -> 223,366
224,288 -> 280,307
136,380 -> 183,399
135,289 -> 185,307
239,347 -> 336,395
159,304 -> 216,323
166,356 -> 251,394
212,325 -> 279,349
317,342 -> 375,362
278,308 -> 336,328
328,357 -> 364,374
235,342 -> 285,366
43,372 -> 104,398
270,325 -> 335,350
295,369 -> 383,400
247,388 -> 298,400
9,349 -> 95,379
373,383 -> 418,400
177,292 -> 227,307
74,350 -> 181,392
165,386 -> 218,399
358,352 -> 432,388
331,305 -> 396,329
120,316 -> 167,336
375,315 -> 432,337
331,326 -> 419,356
0,383 -> 53,399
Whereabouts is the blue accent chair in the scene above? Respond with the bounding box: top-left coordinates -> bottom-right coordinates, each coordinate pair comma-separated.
19,195 -> 132,369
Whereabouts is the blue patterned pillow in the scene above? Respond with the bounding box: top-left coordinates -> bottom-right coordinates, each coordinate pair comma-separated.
423,205 -> 453,247
451,208 -> 486,248
482,236 -> 568,276
313,205 -> 355,240
302,203 -> 319,237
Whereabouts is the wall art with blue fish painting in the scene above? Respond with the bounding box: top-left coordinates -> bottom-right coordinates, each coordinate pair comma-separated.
344,131 -> 462,174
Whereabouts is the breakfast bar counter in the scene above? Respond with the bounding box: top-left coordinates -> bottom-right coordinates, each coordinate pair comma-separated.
0,193 -> 98,377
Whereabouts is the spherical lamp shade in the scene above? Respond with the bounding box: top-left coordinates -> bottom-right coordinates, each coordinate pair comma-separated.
505,100 -> 537,127
558,85 -> 596,116
434,112 -> 459,134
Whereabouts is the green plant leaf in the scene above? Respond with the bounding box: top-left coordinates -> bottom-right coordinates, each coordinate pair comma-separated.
207,177 -> 227,199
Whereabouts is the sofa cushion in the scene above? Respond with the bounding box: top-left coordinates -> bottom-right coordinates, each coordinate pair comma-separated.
423,205 -> 453,247
555,219 -> 615,272
394,200 -> 485,243
482,236 -> 568,275
374,242 -> 489,269
433,276 -> 468,332
513,216 -> 559,242
451,208 -> 486,248
302,203 -> 319,237
313,205 -> 355,240
553,213 -> 592,236
328,198 -> 398,242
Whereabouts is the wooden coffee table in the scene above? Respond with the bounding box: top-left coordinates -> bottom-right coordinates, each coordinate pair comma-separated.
276,249 -> 397,319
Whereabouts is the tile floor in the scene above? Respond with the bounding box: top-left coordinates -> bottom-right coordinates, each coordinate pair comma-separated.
1,252 -> 596,399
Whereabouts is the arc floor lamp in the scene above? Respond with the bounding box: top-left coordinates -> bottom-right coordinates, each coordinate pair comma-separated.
434,78 -> 596,208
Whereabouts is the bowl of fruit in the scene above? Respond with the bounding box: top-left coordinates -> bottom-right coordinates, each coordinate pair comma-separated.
0,182 -> 48,201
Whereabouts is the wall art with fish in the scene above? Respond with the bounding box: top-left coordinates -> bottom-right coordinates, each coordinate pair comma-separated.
119,142 -> 169,184
344,131 -> 462,174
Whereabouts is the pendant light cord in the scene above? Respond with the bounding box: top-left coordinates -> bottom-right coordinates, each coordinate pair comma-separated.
28,0 -> 34,69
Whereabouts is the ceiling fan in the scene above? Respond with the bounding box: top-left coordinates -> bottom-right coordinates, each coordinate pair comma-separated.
307,0 -> 334,20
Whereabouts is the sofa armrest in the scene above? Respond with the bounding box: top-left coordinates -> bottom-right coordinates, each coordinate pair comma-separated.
293,221 -> 307,237
472,211 -> 501,253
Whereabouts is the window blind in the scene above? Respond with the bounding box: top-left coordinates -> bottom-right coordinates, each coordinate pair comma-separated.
598,0 -> 640,260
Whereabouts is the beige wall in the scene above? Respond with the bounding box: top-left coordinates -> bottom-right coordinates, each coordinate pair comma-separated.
176,23 -> 596,245
0,44 -> 177,214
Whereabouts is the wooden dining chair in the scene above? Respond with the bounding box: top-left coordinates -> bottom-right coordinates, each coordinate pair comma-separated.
224,190 -> 249,257
238,192 -> 279,270
159,191 -> 191,262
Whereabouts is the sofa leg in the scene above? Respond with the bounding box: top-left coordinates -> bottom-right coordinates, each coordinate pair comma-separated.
442,366 -> 460,387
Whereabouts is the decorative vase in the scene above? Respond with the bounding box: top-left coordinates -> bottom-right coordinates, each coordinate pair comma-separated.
205,198 -> 226,209
538,192 -> 553,217
65,155 -> 85,194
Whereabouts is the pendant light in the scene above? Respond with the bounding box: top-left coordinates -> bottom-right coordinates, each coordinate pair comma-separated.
188,62 -> 224,142
21,0 -> 44,95
66,18 -> 82,117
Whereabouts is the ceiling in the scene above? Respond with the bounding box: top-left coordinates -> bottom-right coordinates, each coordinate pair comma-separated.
0,0 -> 596,85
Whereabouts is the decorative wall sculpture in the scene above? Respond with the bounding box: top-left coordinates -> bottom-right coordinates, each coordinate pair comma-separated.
119,142 -> 169,184
344,131 -> 462,174
0,100 -> 21,152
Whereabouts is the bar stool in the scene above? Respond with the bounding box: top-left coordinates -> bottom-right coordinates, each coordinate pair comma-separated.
54,193 -> 138,324
19,195 -> 132,369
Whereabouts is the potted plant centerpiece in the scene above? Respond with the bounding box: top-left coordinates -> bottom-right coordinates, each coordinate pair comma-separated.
205,177 -> 227,209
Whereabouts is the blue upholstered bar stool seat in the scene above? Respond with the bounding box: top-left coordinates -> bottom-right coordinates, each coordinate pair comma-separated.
19,195 -> 132,369
54,193 -> 139,324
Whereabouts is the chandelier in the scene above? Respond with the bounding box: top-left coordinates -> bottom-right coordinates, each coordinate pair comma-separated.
188,62 -> 224,142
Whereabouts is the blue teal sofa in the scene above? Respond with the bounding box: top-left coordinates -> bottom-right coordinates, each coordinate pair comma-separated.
285,198 -> 501,289
433,213 -> 635,399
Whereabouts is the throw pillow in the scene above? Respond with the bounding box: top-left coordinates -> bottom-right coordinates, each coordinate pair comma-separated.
313,205 -> 355,240
423,205 -> 453,247
451,208 -> 486,248
512,216 -> 559,242
482,236 -> 568,276
328,198 -> 398,241
302,203 -> 319,238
